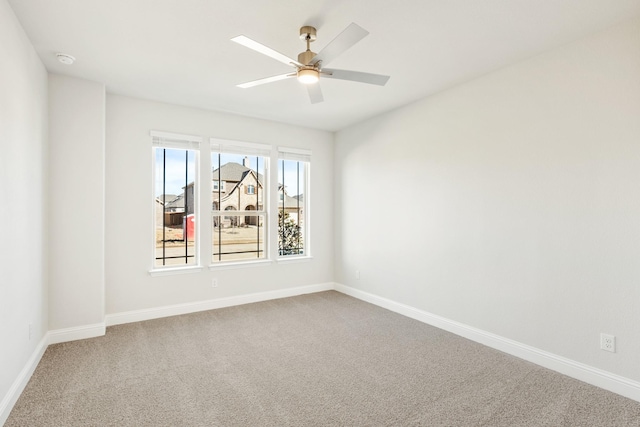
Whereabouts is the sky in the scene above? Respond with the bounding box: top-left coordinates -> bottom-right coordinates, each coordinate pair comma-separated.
154,148 -> 196,198
155,149 -> 304,197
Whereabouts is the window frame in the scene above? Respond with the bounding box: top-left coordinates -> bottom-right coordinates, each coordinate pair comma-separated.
150,131 -> 202,273
210,138 -> 271,266
277,147 -> 311,260
149,134 -> 312,274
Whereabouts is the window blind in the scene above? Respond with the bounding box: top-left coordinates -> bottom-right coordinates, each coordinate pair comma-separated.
151,131 -> 201,149
211,138 -> 271,156
278,146 -> 311,162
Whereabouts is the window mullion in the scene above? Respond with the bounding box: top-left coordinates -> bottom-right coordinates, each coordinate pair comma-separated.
162,149 -> 166,266
184,150 -> 188,263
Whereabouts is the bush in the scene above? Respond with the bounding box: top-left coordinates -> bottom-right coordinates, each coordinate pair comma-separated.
278,211 -> 303,255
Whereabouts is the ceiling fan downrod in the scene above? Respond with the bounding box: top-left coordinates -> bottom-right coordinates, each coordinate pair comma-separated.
298,26 -> 317,66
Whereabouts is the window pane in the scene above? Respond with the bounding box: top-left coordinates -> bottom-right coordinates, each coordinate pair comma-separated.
278,159 -> 306,256
213,215 -> 265,261
154,148 -> 197,267
212,152 -> 266,263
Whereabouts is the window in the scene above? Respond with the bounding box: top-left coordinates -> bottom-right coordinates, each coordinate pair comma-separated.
151,135 -> 310,270
278,148 -> 310,257
211,141 -> 270,263
213,180 -> 225,192
152,132 -> 201,268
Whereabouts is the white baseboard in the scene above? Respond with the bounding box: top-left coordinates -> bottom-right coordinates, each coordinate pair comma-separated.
0,335 -> 48,426
48,322 -> 106,345
334,283 -> 640,403
106,282 -> 335,326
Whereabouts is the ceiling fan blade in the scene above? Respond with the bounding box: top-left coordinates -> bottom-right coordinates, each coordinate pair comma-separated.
308,23 -> 369,66
321,68 -> 390,86
237,73 -> 295,89
306,83 -> 323,104
231,35 -> 303,67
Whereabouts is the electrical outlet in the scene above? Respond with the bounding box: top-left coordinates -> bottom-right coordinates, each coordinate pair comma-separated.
212,278 -> 218,288
600,333 -> 615,353
355,270 -> 360,280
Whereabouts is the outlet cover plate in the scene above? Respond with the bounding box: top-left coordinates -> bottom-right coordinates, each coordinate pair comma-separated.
600,333 -> 615,353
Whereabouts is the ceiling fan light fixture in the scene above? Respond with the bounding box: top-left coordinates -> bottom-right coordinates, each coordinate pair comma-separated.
297,68 -> 319,85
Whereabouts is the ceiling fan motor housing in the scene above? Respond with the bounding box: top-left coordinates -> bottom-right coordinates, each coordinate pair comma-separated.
298,50 -> 317,66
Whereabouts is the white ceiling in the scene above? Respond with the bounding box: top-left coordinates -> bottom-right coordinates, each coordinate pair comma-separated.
9,0 -> 640,131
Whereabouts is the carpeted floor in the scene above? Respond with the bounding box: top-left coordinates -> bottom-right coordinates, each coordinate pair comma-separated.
6,291 -> 640,426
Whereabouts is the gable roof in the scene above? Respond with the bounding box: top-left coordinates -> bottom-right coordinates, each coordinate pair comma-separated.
155,194 -> 177,205
279,194 -> 303,209
165,194 -> 184,209
212,162 -> 264,184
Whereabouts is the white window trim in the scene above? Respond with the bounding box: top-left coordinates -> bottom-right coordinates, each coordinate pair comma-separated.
276,256 -> 313,264
208,259 -> 273,271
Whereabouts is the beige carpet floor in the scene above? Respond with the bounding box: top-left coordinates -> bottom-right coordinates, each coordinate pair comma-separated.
6,291 -> 640,426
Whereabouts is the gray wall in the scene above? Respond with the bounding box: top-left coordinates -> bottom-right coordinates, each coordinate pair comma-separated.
0,0 -> 48,420
105,95 -> 334,315
334,18 -> 640,382
48,74 -> 106,331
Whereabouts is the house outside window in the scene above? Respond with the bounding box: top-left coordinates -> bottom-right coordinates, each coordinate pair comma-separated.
152,131 -> 201,269
211,141 -> 270,263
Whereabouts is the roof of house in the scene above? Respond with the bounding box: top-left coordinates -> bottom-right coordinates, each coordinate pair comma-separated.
156,194 -> 177,205
212,162 -> 264,184
279,194 -> 303,209
165,194 -> 184,209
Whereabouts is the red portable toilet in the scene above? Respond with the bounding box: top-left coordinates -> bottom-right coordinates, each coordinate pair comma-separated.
185,214 -> 196,240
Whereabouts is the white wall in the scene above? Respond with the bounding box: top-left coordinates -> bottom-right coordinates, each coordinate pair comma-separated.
335,18 -> 640,382
105,95 -> 333,315
0,0 -> 48,417
48,74 -> 105,331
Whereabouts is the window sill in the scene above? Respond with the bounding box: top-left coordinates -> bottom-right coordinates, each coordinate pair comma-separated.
149,266 -> 203,277
209,259 -> 273,271
276,256 -> 313,264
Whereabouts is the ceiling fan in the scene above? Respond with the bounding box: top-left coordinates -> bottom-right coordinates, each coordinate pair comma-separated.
231,23 -> 390,104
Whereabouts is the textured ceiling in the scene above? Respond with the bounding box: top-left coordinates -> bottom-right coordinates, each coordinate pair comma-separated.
9,0 -> 640,131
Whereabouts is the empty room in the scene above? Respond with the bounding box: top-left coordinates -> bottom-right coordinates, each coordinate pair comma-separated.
2,0 -> 640,425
